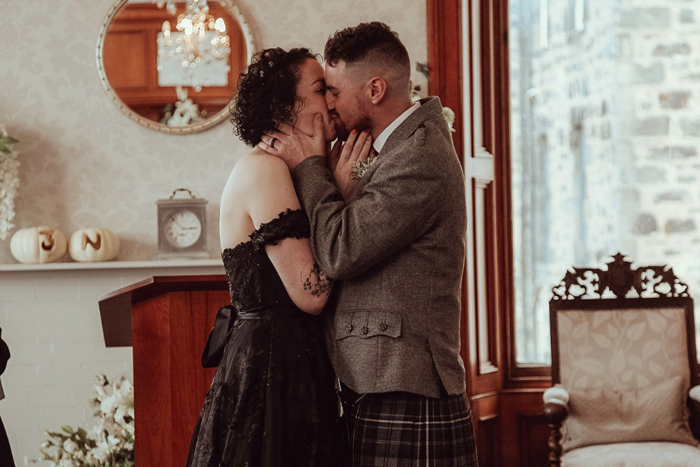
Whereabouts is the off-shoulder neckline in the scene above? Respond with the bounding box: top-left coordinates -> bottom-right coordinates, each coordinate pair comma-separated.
221,208 -> 304,257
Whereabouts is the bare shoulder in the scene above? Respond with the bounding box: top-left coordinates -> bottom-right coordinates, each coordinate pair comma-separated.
226,149 -> 291,189
241,148 -> 290,174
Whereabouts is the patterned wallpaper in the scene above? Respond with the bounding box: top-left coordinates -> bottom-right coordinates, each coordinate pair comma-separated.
0,0 -> 427,263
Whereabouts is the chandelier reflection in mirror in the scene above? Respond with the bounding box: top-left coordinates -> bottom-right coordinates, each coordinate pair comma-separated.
156,0 -> 231,91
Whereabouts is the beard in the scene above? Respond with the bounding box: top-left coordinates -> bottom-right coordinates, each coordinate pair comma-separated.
331,110 -> 371,142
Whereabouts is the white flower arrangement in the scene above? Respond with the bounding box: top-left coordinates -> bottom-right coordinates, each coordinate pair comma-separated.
163,86 -> 204,127
0,124 -> 20,241
27,374 -> 135,467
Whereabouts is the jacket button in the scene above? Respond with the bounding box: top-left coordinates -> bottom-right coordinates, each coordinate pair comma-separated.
361,326 -> 369,335
379,323 -> 388,332
346,324 -> 353,333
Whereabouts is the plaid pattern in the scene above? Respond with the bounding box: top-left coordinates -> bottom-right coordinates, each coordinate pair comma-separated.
344,390 -> 479,467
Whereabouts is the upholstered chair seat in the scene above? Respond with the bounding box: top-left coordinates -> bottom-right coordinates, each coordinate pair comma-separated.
544,385 -> 700,467
562,442 -> 700,467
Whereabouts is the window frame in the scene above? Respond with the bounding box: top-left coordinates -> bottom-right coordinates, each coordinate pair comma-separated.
427,0 -> 552,390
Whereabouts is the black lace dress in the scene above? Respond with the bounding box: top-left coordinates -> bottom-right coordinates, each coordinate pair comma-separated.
186,209 -> 340,467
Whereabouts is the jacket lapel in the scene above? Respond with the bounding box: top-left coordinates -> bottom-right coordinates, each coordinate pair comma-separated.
352,97 -> 446,194
380,97 -> 445,156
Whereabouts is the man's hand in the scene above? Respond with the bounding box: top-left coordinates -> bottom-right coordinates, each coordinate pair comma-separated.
330,129 -> 373,202
258,114 -> 326,169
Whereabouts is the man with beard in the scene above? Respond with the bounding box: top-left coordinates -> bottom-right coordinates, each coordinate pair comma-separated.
260,22 -> 478,466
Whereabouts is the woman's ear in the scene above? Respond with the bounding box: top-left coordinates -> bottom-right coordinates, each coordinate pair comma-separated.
367,77 -> 387,105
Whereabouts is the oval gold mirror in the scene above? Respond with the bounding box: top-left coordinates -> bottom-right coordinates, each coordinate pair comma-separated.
96,0 -> 255,134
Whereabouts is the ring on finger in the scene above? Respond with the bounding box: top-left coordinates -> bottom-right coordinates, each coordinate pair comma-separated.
270,137 -> 278,149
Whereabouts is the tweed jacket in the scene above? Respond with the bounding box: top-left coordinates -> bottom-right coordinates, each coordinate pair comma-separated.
291,97 -> 467,398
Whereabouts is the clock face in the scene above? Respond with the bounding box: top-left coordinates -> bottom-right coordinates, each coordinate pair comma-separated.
162,209 -> 202,248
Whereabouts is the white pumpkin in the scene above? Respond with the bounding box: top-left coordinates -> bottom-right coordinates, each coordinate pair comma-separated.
10,226 -> 67,264
68,228 -> 120,262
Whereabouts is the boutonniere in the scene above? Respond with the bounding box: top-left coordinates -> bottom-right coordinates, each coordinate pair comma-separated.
352,154 -> 380,181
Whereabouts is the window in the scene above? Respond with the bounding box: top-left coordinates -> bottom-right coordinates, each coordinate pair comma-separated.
510,0 -> 700,364
565,0 -> 586,34
538,0 -> 549,49
574,0 -> 585,32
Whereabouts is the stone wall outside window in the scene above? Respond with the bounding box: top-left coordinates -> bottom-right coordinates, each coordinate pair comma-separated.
511,0 -> 700,364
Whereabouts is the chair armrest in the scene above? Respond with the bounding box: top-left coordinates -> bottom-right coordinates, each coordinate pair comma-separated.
543,386 -> 569,424
689,385 -> 700,413
544,386 -> 570,405
543,386 -> 569,467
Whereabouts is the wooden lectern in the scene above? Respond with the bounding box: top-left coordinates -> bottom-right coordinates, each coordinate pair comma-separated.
98,275 -> 230,467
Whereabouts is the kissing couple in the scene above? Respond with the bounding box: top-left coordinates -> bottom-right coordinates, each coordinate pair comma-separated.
187,21 -> 479,467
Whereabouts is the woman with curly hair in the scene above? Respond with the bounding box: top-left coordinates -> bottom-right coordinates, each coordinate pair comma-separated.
186,47 -> 370,467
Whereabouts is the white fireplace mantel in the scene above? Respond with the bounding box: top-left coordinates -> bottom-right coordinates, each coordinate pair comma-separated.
0,259 -> 224,272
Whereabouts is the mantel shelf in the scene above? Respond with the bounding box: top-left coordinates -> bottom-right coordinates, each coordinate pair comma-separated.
0,259 -> 224,272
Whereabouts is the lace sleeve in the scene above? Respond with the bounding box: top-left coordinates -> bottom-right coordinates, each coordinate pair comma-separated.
248,209 -> 311,249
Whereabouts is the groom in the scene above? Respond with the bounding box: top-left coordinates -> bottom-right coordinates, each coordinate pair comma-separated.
261,22 -> 478,466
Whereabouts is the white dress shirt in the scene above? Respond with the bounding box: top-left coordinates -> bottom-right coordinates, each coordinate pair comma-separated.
372,102 -> 421,153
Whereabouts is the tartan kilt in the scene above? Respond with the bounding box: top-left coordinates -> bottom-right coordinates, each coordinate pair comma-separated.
344,390 -> 479,467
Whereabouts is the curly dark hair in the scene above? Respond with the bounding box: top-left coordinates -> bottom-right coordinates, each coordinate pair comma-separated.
230,47 -> 316,147
324,22 -> 410,74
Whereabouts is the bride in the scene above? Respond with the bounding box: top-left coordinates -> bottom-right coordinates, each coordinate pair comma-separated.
186,47 -> 371,467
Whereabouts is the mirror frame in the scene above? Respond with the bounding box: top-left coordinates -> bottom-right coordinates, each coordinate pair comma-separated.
96,0 -> 256,134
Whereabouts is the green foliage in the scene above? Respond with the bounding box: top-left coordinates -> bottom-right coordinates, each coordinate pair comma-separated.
0,135 -> 18,154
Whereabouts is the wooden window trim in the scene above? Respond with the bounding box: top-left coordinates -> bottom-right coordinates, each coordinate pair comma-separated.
428,0 -> 552,391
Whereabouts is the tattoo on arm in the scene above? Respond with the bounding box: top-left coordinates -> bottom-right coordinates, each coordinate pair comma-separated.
302,262 -> 333,297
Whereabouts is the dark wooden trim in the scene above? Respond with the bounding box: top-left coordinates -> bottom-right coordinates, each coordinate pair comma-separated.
470,176 -> 501,395
480,0 -> 494,154
427,0 -> 552,464
482,179 -> 499,376
518,413 -> 550,467
500,390 -> 545,466
427,0 -> 464,162
487,0 -> 521,390
465,0 -> 476,160
478,415 -> 502,467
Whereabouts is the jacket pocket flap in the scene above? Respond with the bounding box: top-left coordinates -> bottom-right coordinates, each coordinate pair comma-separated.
335,311 -> 402,339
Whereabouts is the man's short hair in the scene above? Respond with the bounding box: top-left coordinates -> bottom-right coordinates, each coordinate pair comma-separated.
324,22 -> 410,80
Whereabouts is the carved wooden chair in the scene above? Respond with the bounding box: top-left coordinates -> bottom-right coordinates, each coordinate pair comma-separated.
544,253 -> 700,467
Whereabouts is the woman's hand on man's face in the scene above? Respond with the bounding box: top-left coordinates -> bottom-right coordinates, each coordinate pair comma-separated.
259,114 -> 326,169
329,128 -> 373,202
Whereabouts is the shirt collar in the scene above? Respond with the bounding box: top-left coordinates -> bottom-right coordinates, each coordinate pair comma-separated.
373,102 -> 421,153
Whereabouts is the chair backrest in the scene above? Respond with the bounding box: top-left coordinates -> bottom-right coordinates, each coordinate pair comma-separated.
550,253 -> 698,393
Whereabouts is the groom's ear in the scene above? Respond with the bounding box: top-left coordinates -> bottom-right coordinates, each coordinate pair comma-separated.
367,77 -> 387,105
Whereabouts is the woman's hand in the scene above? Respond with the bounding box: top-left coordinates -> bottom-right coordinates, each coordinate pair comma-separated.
329,129 -> 373,202
258,114 -> 326,169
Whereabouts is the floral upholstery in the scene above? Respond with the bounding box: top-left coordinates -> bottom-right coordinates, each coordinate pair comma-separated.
555,307 -> 700,455
561,376 -> 698,451
557,307 -> 690,391
562,442 -> 700,467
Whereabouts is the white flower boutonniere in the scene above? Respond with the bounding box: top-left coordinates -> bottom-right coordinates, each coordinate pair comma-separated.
352,154 -> 380,181
442,107 -> 456,133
